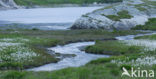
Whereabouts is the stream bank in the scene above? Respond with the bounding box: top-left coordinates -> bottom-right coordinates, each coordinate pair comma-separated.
27,30 -> 156,71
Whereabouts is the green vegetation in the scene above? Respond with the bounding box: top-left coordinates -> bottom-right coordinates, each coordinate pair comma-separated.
14,0 -> 123,6
105,15 -> 120,21
0,29 -> 143,70
1,64 -> 155,79
117,10 -> 133,19
104,10 -> 133,21
132,18 -> 156,30
0,33 -> 59,70
0,29 -> 153,79
1,35 -> 156,79
1,29 -> 142,44
85,40 -> 143,55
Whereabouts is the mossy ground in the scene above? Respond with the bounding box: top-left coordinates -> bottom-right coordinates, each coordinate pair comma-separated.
104,10 -> 133,21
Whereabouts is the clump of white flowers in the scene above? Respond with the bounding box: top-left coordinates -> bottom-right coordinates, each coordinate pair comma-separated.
0,38 -> 39,63
111,39 -> 156,66
0,38 -> 29,43
122,39 -> 156,51
111,56 -> 156,66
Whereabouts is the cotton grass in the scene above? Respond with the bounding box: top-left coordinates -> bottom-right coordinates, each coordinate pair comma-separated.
112,39 -> 156,66
0,38 -> 39,63
122,39 -> 156,51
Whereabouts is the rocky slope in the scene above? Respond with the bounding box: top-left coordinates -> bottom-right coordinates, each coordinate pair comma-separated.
71,0 -> 156,30
0,0 -> 19,9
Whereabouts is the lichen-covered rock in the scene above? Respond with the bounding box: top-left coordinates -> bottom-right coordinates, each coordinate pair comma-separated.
71,0 -> 156,30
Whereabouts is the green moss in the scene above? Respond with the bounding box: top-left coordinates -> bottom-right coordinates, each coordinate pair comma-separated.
105,15 -> 120,21
117,10 -> 133,19
105,10 -> 133,21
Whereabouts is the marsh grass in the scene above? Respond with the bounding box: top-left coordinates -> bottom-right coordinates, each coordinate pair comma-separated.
85,40 -> 143,55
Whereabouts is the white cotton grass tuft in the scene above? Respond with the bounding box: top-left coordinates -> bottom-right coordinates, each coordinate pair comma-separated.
122,39 -> 156,51
0,38 -> 39,63
111,56 -> 156,66
0,38 -> 29,43
111,39 -> 156,66
0,42 -> 21,47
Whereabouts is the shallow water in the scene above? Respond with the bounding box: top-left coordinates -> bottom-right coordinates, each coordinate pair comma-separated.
0,7 -> 101,30
0,7 -> 101,23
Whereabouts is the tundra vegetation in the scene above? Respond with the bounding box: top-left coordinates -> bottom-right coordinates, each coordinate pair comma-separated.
0,29 -> 146,79
103,10 -> 133,21
14,0 -> 123,6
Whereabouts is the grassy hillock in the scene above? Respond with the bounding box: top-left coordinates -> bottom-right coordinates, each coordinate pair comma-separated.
14,0 -> 122,6
85,40 -> 142,55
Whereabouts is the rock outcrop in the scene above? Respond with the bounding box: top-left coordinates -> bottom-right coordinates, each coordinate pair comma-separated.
71,0 -> 156,30
0,0 -> 19,9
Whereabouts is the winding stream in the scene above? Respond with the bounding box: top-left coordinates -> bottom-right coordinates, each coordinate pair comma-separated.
28,31 -> 156,71
28,42 -> 109,71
